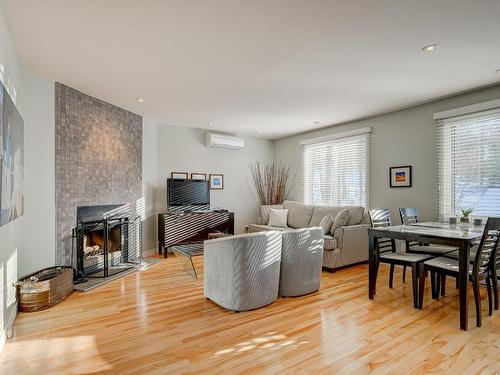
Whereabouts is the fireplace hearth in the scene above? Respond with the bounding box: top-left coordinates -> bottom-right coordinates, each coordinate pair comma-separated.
72,204 -> 142,281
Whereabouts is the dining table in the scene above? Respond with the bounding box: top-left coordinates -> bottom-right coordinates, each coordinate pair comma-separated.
368,221 -> 484,330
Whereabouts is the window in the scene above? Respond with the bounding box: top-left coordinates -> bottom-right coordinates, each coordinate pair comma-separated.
436,108 -> 500,219
301,128 -> 370,207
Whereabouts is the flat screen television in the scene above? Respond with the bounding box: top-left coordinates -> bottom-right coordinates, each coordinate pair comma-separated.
167,178 -> 210,207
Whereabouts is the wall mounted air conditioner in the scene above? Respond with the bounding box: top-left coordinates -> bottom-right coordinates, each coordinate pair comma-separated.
206,133 -> 244,150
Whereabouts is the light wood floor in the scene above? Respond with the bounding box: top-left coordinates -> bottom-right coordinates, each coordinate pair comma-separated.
2,256 -> 500,375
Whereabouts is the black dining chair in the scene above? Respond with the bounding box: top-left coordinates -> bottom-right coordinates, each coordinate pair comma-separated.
369,209 -> 435,308
399,208 -> 458,256
418,217 -> 500,327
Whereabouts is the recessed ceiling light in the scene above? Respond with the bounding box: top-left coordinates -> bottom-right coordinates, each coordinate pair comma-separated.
495,69 -> 500,75
314,121 -> 321,126
257,130 -> 263,134
208,122 -> 215,127
137,98 -> 145,103
422,44 -> 439,52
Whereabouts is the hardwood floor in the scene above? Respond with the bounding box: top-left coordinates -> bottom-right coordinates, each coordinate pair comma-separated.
1,256 -> 500,374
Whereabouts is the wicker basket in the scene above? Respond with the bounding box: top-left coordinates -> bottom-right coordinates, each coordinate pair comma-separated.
16,267 -> 74,312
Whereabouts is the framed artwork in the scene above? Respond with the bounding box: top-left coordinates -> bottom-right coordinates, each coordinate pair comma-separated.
0,81 -> 24,226
209,174 -> 224,190
191,173 -> 206,180
171,171 -> 188,179
390,166 -> 412,188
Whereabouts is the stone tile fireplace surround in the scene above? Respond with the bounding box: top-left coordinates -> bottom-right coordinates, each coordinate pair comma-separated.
55,83 -> 142,266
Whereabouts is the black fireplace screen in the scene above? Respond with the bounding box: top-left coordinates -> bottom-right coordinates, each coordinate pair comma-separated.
72,204 -> 142,280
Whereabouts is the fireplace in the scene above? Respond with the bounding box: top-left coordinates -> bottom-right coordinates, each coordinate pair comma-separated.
73,204 -> 142,280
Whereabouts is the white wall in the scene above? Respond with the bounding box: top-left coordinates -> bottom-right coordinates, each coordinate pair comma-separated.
146,124 -> 274,246
142,118 -> 158,251
275,84 -> 500,223
18,70 -> 55,276
0,5 -> 23,350
0,6 -> 55,351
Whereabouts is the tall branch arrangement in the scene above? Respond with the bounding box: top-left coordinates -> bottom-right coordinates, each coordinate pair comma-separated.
249,161 -> 293,205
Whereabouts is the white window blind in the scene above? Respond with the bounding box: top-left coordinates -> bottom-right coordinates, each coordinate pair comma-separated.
436,108 -> 500,219
301,131 -> 369,207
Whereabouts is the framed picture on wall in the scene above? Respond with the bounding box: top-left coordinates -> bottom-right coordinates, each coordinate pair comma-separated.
191,173 -> 207,180
209,174 -> 224,190
390,166 -> 412,187
171,171 -> 188,179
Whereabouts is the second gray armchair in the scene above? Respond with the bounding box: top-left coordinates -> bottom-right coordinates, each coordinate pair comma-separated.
279,227 -> 324,297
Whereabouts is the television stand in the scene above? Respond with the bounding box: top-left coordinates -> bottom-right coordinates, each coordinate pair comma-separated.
157,211 -> 234,258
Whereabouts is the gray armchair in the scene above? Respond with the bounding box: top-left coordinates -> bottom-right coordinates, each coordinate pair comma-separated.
204,231 -> 282,312
280,227 -> 324,297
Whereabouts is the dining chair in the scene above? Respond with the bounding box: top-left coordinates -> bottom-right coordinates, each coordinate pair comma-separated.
399,207 -> 458,256
418,217 -> 500,327
369,209 -> 435,308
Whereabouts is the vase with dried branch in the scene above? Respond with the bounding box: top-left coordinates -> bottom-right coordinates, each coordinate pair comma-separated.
249,161 -> 294,224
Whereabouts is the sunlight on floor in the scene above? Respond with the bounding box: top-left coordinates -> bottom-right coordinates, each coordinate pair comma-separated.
213,332 -> 309,356
3,336 -> 113,373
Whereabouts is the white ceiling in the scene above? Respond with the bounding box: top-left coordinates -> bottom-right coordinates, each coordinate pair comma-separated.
2,0 -> 500,139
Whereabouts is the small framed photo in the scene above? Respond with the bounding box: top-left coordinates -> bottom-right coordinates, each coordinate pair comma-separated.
390,166 -> 412,188
171,171 -> 188,179
209,174 -> 224,190
191,173 -> 207,180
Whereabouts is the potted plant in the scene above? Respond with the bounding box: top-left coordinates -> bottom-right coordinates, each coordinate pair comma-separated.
249,161 -> 294,224
460,208 -> 473,224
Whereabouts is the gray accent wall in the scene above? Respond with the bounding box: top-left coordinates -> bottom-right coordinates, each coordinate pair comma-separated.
275,84 -> 500,224
55,83 -> 142,266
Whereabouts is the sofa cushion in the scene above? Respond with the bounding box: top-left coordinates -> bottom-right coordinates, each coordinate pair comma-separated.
268,208 -> 288,227
319,214 -> 334,234
309,206 -> 345,227
346,206 -> 365,225
323,235 -> 337,250
247,224 -> 290,232
330,209 -> 350,234
260,205 -> 284,225
283,201 -> 314,229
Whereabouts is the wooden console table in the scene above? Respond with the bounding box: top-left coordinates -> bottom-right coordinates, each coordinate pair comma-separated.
157,211 -> 234,258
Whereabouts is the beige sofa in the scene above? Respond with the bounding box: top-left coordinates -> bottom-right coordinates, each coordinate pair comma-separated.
248,200 -> 370,271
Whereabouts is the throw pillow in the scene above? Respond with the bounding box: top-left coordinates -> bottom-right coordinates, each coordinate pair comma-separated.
330,209 -> 350,234
260,205 -> 284,225
346,206 -> 365,225
268,208 -> 288,228
319,214 -> 335,235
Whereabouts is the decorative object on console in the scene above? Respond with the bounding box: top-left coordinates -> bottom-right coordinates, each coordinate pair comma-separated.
0,80 -> 24,226
268,208 -> 288,227
172,171 -> 189,179
390,165 -> 412,187
191,173 -> 207,180
209,173 -> 224,190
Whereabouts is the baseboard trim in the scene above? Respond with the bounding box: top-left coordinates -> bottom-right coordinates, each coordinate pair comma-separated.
0,301 -> 18,353
323,260 -> 369,273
